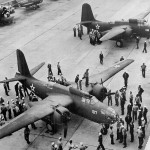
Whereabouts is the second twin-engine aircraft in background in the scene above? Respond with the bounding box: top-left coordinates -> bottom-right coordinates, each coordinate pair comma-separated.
80,3 -> 150,47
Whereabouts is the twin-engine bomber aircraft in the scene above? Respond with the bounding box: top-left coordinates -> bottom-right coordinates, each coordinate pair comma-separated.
0,50 -> 134,139
80,3 -> 150,47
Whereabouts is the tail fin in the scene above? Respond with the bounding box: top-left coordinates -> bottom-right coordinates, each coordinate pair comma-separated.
81,3 -> 95,22
17,49 -> 31,77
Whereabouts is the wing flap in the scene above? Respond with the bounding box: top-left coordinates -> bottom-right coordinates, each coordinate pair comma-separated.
89,59 -> 134,84
100,27 -> 126,41
0,100 -> 54,139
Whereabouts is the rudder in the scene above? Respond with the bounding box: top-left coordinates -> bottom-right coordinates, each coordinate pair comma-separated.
81,3 -> 95,22
17,49 -> 31,77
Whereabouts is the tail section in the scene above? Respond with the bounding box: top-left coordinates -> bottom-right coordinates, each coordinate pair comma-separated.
81,3 -> 95,22
17,49 -> 31,77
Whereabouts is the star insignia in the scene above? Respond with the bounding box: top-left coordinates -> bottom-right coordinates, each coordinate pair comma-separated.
96,24 -> 100,30
30,84 -> 35,92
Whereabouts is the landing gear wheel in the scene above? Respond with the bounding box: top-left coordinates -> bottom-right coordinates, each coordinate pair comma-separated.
116,40 -> 123,47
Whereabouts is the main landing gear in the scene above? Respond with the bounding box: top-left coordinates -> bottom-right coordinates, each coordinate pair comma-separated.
116,40 -> 123,48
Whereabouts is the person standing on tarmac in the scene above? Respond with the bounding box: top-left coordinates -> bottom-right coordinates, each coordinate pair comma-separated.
24,126 -> 30,144
5,77 -> 10,90
73,26 -> 76,37
75,74 -> 79,89
137,126 -> 144,149
3,82 -> 9,96
129,122 -> 134,142
122,72 -> 129,87
136,36 -> 139,49
83,69 -> 89,87
97,131 -> 105,150
99,51 -> 104,64
57,62 -> 62,75
142,41 -> 147,53
141,63 -> 146,78
115,90 -> 119,106
110,125 -> 115,144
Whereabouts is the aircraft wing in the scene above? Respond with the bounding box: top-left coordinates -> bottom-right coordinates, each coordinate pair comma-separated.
100,26 -> 127,41
89,59 -> 134,84
0,95 -> 73,139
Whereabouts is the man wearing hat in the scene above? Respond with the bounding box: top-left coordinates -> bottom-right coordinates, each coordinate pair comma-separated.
137,126 -> 144,149
142,41 -> 147,53
123,72 -> 129,87
51,142 -> 55,150
97,131 -> 105,150
141,117 -> 146,138
143,106 -> 148,124
75,74 -> 79,89
57,137 -> 63,150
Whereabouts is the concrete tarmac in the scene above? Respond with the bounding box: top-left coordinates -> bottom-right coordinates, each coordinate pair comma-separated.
0,0 -> 150,150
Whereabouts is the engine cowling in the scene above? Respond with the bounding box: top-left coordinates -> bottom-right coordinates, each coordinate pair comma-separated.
89,84 -> 107,102
56,106 -> 71,123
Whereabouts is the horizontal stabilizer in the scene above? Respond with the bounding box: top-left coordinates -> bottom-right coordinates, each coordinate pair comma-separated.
0,76 -> 25,83
30,62 -> 45,76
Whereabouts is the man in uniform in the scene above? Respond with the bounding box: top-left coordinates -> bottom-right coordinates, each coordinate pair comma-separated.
120,93 -> 125,115
127,103 -> 132,117
129,122 -> 134,142
57,137 -> 63,150
57,62 -> 62,75
123,72 -> 129,87
137,126 -> 144,149
1,103 -> 7,121
136,36 -> 139,49
99,51 -> 104,64
122,127 -> 127,148
24,126 -> 30,144
83,69 -> 89,87
142,41 -> 147,53
143,106 -> 148,124
138,85 -> 144,102
5,77 -> 10,90
141,117 -> 146,138
125,114 -> 132,131
129,91 -> 133,106
108,90 -> 112,106
79,79 -> 82,90
15,82 -> 19,97
110,125 -> 115,144
97,131 -> 105,150
141,63 -> 146,78
73,26 -> 76,37
75,74 -> 79,89
115,90 -> 119,106
3,82 -> 9,96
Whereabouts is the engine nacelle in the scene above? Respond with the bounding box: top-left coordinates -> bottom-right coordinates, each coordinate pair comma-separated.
56,106 -> 71,123
89,84 -> 107,102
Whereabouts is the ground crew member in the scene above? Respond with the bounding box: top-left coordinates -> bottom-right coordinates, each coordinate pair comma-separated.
136,36 -> 139,49
138,109 -> 142,126
24,126 -> 30,144
132,103 -> 138,122
79,79 -> 82,90
1,103 -> 7,121
137,126 -> 144,149
138,85 -> 144,102
79,142 -> 88,150
141,63 -> 146,78
141,117 -> 146,138
68,139 -> 76,150
6,101 -> 12,119
97,131 -> 105,150
120,56 -> 124,61
75,74 -> 79,89
115,90 -> 119,106
125,114 -> 132,131
5,77 -> 10,90
129,122 -> 134,142
47,63 -> 53,77
83,69 -> 89,87
15,82 -> 19,97
135,94 -> 141,109
143,106 -> 148,124
57,137 -> 63,150
142,41 -> 147,53
116,119 -> 121,140
78,26 -> 82,40
3,82 -> 9,96
123,72 -> 129,87
108,90 -> 112,106
120,93 -> 125,115
110,126 -> 114,144
73,26 -> 76,37
129,91 -> 133,106
127,103 -> 132,117
122,127 -> 127,148
51,142 -> 55,150
99,51 -> 104,64
57,62 -> 62,75
19,84 -> 24,99
119,123 -> 124,143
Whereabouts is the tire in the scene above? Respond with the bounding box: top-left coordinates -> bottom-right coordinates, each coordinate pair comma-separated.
116,40 -> 123,47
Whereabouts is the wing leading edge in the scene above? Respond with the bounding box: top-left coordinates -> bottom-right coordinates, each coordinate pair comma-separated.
89,59 -> 134,84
